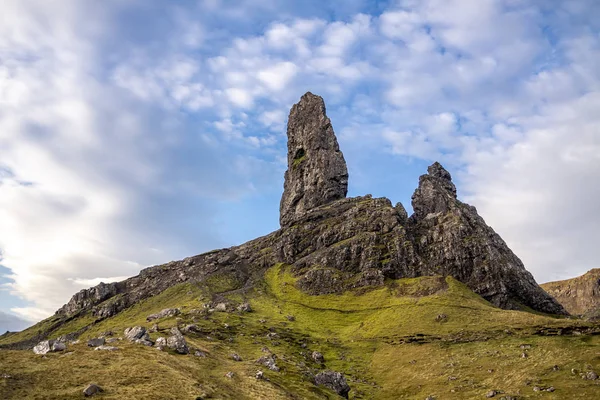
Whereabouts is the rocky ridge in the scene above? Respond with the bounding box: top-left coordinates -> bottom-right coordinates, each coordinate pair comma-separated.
542,269 -> 600,319
26,91 -> 566,347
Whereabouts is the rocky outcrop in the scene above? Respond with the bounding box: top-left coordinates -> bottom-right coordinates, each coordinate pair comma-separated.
279,92 -> 348,227
40,91 -> 565,343
315,370 -> 351,398
541,269 -> 600,319
408,163 -> 566,313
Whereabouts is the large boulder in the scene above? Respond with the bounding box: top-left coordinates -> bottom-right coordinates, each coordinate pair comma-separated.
166,327 -> 189,354
314,370 -> 351,398
124,326 -> 148,341
32,340 -> 66,355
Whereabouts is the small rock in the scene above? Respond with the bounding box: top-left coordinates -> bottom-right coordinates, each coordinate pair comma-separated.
225,371 -> 234,379
434,314 -> 447,322
425,396 -> 435,400
571,368 -> 578,374
519,344 -> 532,349
237,303 -> 252,313
552,365 -> 559,371
286,315 -> 295,321
255,370 -> 264,380
149,324 -> 159,333
584,371 -> 599,380
182,324 -> 200,334
214,303 -> 228,312
135,339 -> 154,346
546,387 -> 555,392
256,355 -> 279,371
146,308 -> 180,322
154,337 -> 167,349
448,376 -> 457,381
83,383 -> 103,397
87,338 -> 105,347
486,390 -> 497,398
259,319 -> 266,324
314,371 -> 351,399
194,350 -> 207,357
533,386 -> 541,392
106,338 -> 120,343
231,353 -> 242,361
99,330 -> 114,337
521,352 -> 528,358
94,345 -> 119,351
1,373 -> 12,379
312,351 -> 324,363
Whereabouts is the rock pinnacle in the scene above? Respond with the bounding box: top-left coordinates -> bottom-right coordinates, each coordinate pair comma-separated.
279,92 -> 348,227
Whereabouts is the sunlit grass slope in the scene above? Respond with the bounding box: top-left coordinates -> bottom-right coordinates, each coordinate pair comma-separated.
1,264 -> 599,399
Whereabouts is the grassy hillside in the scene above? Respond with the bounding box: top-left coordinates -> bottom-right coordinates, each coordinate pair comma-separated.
1,264 -> 599,399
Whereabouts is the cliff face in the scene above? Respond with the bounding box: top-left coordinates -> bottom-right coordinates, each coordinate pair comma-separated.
54,92 -> 566,325
542,269 -> 600,319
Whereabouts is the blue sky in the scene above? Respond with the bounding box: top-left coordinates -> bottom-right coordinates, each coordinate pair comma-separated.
1,0 -> 599,331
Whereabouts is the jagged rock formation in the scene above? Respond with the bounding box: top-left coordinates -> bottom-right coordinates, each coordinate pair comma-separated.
542,269 -> 600,320
29,91 -> 565,347
279,92 -> 348,227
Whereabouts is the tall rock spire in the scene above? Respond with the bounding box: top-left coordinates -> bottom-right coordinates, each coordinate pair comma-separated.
279,92 -> 349,227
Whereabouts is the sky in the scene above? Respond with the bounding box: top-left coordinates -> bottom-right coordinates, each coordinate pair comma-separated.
0,0 -> 599,332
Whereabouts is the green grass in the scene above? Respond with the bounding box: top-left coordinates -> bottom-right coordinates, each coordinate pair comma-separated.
1,264 -> 599,399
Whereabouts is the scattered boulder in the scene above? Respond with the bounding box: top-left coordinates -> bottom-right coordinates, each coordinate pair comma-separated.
155,337 -> 167,350
87,338 -> 105,347
231,353 -> 242,362
256,355 -> 280,371
311,351 -> 324,363
434,314 -> 448,322
51,341 -> 66,352
94,346 -> 119,351
33,340 -> 65,355
214,303 -> 228,312
237,303 -> 252,313
83,383 -> 103,397
584,371 -> 598,380
146,308 -> 180,322
194,350 -> 207,357
314,370 -> 350,399
135,338 -> 154,346
166,327 -> 189,354
182,324 -> 200,334
256,370 -> 264,380
519,344 -> 532,349
286,315 -> 295,321
486,390 -> 497,398
124,326 -> 148,341
225,371 -> 234,379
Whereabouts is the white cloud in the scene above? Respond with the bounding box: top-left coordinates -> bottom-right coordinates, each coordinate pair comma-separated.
0,311 -> 32,331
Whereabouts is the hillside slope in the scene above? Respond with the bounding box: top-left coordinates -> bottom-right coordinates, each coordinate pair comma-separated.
1,265 -> 599,399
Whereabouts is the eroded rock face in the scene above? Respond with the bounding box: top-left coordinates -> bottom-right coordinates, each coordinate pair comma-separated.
541,269 -> 600,318
409,163 -> 566,314
279,92 -> 348,227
